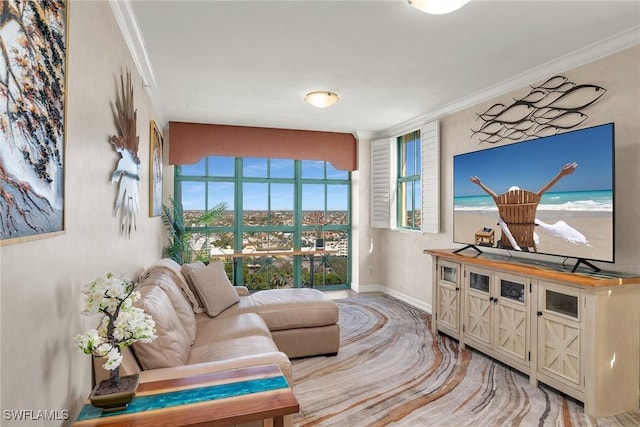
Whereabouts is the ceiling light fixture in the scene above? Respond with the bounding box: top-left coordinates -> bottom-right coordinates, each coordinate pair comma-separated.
407,0 -> 471,15
304,91 -> 339,108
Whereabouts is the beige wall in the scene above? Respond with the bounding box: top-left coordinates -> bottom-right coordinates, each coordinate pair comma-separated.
357,45 -> 640,311
0,2 -> 165,425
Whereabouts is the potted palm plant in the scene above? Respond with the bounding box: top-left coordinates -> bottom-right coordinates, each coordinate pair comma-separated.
161,196 -> 227,264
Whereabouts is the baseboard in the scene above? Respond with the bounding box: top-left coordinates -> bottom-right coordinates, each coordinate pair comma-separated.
353,283 -> 432,314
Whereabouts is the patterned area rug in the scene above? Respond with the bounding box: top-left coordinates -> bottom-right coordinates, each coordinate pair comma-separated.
291,293 -> 640,426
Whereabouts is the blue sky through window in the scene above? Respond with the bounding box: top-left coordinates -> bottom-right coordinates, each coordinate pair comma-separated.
180,157 -> 348,211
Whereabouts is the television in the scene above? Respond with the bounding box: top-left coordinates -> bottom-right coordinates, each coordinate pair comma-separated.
453,123 -> 614,272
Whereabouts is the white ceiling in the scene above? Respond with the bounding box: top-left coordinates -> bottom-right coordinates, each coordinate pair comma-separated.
120,0 -> 640,136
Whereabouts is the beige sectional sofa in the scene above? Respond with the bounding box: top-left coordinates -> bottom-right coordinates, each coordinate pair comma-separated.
94,258 -> 340,389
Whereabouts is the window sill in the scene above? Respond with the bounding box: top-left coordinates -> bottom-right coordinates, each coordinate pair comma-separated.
391,227 -> 422,234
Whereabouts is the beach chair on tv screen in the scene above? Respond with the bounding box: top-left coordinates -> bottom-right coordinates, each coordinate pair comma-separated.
496,189 -> 540,252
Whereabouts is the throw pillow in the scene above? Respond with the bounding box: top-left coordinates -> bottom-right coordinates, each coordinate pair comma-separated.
188,261 -> 240,317
181,261 -> 207,311
140,259 -> 205,314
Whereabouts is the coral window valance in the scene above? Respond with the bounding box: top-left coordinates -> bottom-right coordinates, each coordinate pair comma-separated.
168,122 -> 358,171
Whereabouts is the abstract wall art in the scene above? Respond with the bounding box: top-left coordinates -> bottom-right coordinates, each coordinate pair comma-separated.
0,0 -> 67,244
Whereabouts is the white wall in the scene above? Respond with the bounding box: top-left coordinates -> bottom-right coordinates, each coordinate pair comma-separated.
0,2 -> 165,425
357,45 -> 640,310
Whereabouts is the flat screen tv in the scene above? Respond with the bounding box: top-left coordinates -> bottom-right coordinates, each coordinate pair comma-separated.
453,123 -> 614,272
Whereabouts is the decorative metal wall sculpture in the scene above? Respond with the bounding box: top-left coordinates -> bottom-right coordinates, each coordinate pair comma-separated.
110,70 -> 140,238
0,0 -> 67,244
472,76 -> 606,144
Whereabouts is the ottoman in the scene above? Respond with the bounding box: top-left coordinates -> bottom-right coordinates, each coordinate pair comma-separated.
251,288 -> 340,358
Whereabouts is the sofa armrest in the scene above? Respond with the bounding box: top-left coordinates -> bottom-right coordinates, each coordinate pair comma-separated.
234,286 -> 250,296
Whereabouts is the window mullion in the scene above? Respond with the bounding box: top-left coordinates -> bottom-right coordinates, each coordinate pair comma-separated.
294,160 -> 303,286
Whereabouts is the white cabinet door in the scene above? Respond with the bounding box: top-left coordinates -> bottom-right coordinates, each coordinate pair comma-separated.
464,267 -> 493,348
437,261 -> 460,338
537,282 -> 582,389
494,272 -> 530,365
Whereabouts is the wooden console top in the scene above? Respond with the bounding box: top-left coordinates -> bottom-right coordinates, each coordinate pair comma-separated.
424,248 -> 640,287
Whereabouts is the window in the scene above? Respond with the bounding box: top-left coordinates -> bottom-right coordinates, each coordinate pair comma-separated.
397,130 -> 421,230
175,157 -> 351,290
370,120 -> 439,232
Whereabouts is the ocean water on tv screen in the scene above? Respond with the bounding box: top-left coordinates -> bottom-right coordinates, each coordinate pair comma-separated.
455,189 -> 613,213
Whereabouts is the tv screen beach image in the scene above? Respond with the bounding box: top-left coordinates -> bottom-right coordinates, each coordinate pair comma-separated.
453,123 -> 614,263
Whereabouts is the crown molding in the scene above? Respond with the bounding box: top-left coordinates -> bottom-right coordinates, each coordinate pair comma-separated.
371,26 -> 640,140
353,130 -> 378,141
109,0 -> 167,127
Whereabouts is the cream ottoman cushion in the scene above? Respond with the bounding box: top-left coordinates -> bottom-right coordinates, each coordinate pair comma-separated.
251,288 -> 338,331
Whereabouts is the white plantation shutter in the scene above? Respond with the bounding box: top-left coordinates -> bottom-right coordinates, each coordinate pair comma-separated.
421,120 -> 440,233
371,138 -> 392,228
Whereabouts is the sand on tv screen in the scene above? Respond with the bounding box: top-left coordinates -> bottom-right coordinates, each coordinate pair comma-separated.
453,122 -> 614,263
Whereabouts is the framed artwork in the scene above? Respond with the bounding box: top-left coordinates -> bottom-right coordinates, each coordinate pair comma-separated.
149,121 -> 164,217
0,1 -> 68,245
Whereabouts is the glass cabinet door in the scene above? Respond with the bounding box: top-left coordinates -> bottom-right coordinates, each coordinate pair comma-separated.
545,289 -> 578,318
500,279 -> 525,303
440,264 -> 457,284
469,271 -> 490,293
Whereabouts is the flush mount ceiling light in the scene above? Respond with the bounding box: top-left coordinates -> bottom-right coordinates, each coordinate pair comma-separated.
304,91 -> 340,108
407,0 -> 471,14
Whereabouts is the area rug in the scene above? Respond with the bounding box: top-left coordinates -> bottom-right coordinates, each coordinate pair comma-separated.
291,293 -> 640,427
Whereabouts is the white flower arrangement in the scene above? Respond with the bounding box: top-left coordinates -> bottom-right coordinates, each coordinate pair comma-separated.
75,273 -> 156,384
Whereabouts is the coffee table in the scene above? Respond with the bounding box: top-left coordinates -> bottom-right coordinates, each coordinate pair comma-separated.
74,364 -> 299,426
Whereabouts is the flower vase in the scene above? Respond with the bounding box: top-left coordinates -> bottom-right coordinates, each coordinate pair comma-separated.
90,372 -> 139,414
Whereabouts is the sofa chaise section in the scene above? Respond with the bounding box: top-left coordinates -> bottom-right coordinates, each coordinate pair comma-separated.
93,258 -> 339,388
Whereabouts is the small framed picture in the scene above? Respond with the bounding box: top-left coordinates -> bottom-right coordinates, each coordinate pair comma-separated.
149,121 -> 163,217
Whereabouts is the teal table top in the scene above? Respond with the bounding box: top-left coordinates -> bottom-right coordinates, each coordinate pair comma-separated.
77,375 -> 289,421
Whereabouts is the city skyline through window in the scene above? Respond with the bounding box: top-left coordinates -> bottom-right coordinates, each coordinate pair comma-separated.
175,156 -> 351,290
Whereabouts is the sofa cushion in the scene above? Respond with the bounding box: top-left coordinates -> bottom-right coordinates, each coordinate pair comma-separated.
139,259 -> 204,314
138,269 -> 197,344
187,335 -> 280,365
194,313 -> 272,346
181,261 -> 207,311
132,286 -> 190,369
188,262 -> 240,317
215,295 -> 257,318
251,288 -> 339,331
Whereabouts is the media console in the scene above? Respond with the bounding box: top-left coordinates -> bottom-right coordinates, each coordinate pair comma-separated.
424,248 -> 640,418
